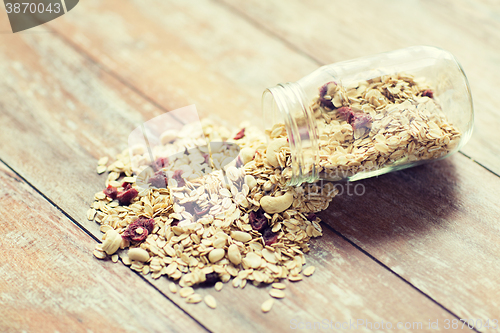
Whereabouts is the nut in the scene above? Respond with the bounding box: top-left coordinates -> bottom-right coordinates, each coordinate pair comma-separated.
239,147 -> 255,165
102,229 -> 122,255
160,130 -> 177,145
244,175 -> 257,190
260,191 -> 294,214
230,231 -> 252,243
227,244 -> 241,265
128,248 -> 150,262
266,138 -> 288,167
208,248 -> 225,263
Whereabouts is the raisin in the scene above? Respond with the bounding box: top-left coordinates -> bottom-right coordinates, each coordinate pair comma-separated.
262,227 -> 278,246
153,157 -> 169,171
201,272 -> 220,286
103,185 -> 118,200
148,170 -> 168,188
422,89 -> 434,98
122,217 -> 155,243
306,213 -> 317,222
249,209 -> 268,231
172,169 -> 185,187
117,188 -> 138,206
233,128 -> 245,140
319,81 -> 337,109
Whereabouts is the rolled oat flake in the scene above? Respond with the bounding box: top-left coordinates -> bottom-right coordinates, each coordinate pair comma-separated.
262,46 -> 473,186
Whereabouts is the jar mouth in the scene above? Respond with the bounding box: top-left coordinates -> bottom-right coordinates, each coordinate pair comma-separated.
262,83 -> 320,186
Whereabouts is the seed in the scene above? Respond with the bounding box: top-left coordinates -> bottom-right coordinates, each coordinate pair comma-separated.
169,283 -> 178,294
179,287 -> 194,298
230,231 -> 252,243
261,299 -> 274,313
303,266 -> 316,277
204,295 -> 217,309
186,294 -> 202,304
269,288 -> 285,299
227,244 -> 241,265
272,282 -> 286,290
111,254 -> 119,263
128,248 -> 150,262
214,282 -> 223,291
208,248 -> 225,263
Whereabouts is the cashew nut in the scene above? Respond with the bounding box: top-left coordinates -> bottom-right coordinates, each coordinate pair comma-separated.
102,229 -> 122,255
239,147 -> 256,165
266,138 -> 288,167
260,191 -> 294,214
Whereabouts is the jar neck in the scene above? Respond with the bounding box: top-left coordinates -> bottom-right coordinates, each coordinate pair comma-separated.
263,82 -> 320,186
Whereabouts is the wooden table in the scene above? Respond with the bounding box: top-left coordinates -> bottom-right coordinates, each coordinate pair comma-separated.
1,1 -> 499,332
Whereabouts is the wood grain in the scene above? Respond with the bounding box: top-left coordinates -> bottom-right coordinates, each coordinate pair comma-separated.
0,162 -> 206,333
217,0 -> 500,176
0,16 -> 470,333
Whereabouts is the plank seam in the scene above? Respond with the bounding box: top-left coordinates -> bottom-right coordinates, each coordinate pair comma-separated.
321,224 -> 480,332
0,157 -> 213,333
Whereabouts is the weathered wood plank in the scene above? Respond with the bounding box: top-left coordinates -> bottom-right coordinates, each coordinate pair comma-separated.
0,162 -> 206,333
0,17 -> 468,333
321,154 -> 500,326
217,0 -> 500,175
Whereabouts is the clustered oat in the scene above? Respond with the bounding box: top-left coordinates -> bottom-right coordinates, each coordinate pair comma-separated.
90,73 -> 460,312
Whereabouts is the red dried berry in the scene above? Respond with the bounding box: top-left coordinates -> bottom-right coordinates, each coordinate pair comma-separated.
122,217 -> 155,242
249,209 -> 268,232
351,113 -> 373,140
122,182 -> 132,191
172,169 -> 185,187
337,106 -> 353,121
262,227 -> 278,246
319,81 -> 337,109
153,157 -> 169,171
202,272 -> 220,286
233,128 -> 245,140
306,213 -> 317,222
422,89 -> 434,98
148,170 -> 168,188
117,187 -> 138,206
103,185 -> 118,200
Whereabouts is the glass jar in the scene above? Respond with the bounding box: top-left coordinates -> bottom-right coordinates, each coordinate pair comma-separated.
262,46 -> 473,186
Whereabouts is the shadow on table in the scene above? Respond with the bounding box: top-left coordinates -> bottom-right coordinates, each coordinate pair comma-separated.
317,157 -> 460,248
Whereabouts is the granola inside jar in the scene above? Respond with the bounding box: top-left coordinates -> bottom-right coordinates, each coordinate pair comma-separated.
262,46 -> 474,186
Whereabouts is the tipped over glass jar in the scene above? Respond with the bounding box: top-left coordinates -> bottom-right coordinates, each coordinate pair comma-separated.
262,46 -> 474,186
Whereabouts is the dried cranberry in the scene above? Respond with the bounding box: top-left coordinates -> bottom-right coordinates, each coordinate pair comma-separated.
202,272 -> 220,286
172,169 -> 185,187
202,153 -> 210,165
306,213 -> 317,222
422,89 -> 434,98
319,81 -> 337,109
235,156 -> 243,168
148,170 -> 168,188
262,227 -> 278,246
122,182 -> 132,191
117,187 -> 138,206
249,209 -> 268,231
103,185 -> 118,200
151,156 -> 169,171
337,106 -> 353,122
233,128 -> 245,140
180,201 -> 211,220
351,113 -> 373,139
122,217 -> 155,242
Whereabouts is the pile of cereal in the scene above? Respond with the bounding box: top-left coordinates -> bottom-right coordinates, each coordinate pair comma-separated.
90,73 -> 461,312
